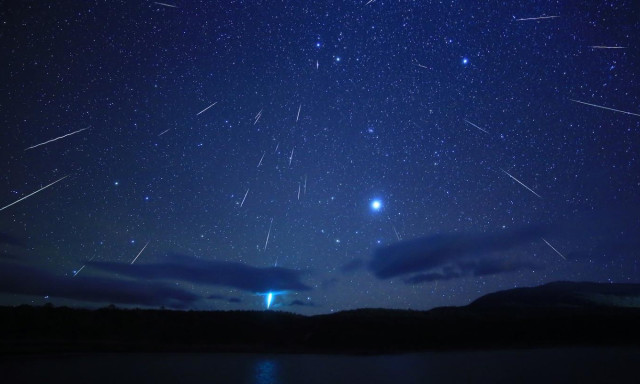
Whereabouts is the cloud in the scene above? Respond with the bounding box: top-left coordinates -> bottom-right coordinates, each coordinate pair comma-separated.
90,253 -> 311,293
0,233 -> 28,261
0,261 -> 198,308
0,232 -> 27,248
567,239 -> 640,262
369,226 -> 547,282
286,299 -> 316,307
340,258 -> 364,274
206,294 -> 242,304
404,259 -> 539,284
0,254 -> 20,260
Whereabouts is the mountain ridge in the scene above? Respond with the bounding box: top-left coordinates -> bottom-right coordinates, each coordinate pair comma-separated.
2,281 -> 640,354
469,281 -> 640,309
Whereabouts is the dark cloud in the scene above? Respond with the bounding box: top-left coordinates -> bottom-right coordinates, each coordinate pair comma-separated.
90,253 -> 311,293
321,277 -> 339,290
0,232 -> 27,248
340,258 -> 364,274
206,294 -> 242,304
567,239 -> 640,262
287,299 -> 316,307
0,261 -> 198,308
405,259 -> 539,284
556,206 -> 640,263
369,226 -> 547,281
0,252 -> 20,260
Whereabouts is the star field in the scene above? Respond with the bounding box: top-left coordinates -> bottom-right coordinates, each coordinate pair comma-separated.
0,1 -> 639,314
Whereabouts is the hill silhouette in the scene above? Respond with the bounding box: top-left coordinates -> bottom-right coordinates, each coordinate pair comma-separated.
2,281 -> 640,354
470,281 -> 640,308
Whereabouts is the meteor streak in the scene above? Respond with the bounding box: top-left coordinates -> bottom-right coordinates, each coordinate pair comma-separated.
131,241 -> 150,264
289,147 -> 294,166
542,238 -> 566,260
515,15 -> 559,21
0,175 -> 69,212
261,290 -> 286,309
500,168 -> 542,199
264,218 -> 273,252
254,109 -> 263,125
589,46 -> 626,49
392,225 -> 401,241
25,127 -> 89,151
158,129 -> 171,136
296,104 -> 302,122
569,99 -> 640,117
73,265 -> 85,277
257,151 -> 266,167
240,188 -> 249,207
73,255 -> 97,277
463,119 -> 489,134
196,101 -> 217,116
154,2 -> 177,7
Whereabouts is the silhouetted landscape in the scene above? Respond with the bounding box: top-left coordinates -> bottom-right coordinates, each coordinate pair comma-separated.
3,281 -> 640,355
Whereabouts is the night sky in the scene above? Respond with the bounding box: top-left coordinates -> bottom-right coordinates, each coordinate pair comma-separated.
0,1 -> 639,314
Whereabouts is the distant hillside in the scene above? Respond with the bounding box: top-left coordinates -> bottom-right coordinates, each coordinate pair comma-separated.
2,281 -> 640,354
470,281 -> 640,309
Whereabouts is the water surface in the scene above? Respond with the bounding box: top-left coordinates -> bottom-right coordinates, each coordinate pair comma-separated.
3,347 -> 638,383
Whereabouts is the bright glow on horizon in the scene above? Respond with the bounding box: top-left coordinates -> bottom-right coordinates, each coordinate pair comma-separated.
260,290 -> 287,309
266,292 -> 273,309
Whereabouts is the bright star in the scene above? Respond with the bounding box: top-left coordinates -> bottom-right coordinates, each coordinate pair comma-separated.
335,56 -> 341,62
462,57 -> 469,65
371,199 -> 382,211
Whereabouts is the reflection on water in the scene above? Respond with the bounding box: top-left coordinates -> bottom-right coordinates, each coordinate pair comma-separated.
254,360 -> 279,384
2,348 -> 639,384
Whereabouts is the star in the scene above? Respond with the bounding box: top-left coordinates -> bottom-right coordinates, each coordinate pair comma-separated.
1,0 -> 637,317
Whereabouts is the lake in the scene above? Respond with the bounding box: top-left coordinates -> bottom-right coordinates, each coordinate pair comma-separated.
3,347 -> 639,383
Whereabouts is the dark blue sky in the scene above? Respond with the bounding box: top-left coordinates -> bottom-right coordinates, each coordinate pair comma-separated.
0,1 -> 638,314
